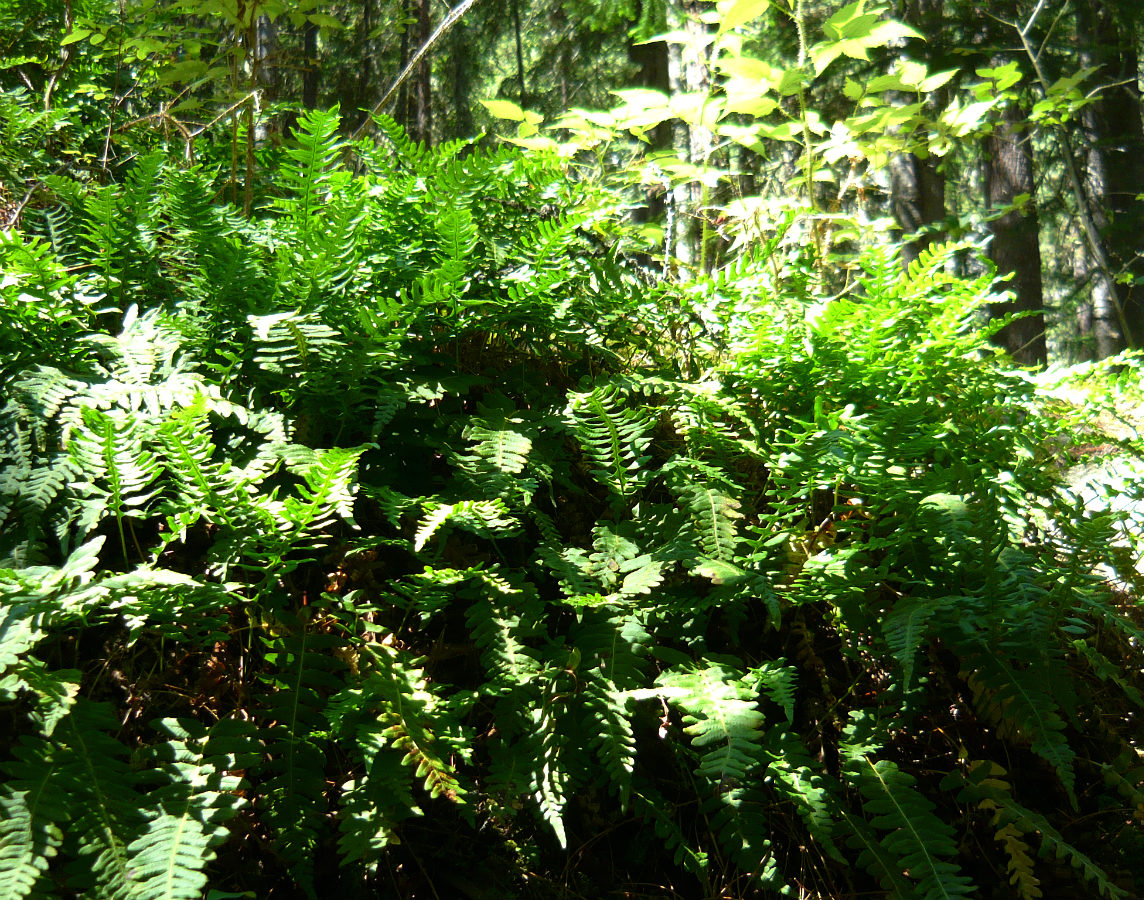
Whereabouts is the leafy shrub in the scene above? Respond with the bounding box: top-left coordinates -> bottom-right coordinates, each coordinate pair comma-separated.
1,107 -> 1142,899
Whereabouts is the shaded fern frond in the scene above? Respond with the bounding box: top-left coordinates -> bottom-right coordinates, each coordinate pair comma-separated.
962,647 -> 1077,807
568,383 -> 654,500
841,728 -> 976,900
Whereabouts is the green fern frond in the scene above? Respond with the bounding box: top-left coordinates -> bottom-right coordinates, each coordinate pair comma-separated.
883,595 -> 949,694
657,661 -> 766,782
258,627 -> 346,898
746,660 -> 798,724
126,718 -> 251,900
572,612 -> 651,808
352,639 -> 468,803
276,105 -> 345,245
946,761 -> 1126,899
842,743 -> 975,899
529,675 -> 571,849
761,725 -> 842,862
68,407 -> 162,547
568,383 -> 654,500
58,700 -> 146,900
466,572 -> 544,692
413,498 -> 518,552
457,409 -> 536,501
0,738 -> 68,900
247,310 -> 343,381
962,648 -> 1077,806
676,474 -> 742,562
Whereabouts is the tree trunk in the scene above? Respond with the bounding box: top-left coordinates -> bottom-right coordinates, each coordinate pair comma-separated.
445,18 -> 474,140
889,152 -> 946,267
889,0 -> 947,268
985,99 -> 1048,366
1076,0 -> 1144,357
511,0 -> 527,108
629,2 -> 672,225
397,1 -> 412,132
666,0 -> 714,270
414,0 -> 433,144
302,21 -> 319,110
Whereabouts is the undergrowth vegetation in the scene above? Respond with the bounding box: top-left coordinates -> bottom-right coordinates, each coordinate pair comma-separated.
2,105 -> 1143,899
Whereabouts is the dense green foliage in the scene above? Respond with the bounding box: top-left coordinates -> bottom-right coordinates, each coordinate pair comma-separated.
2,102 -> 1143,899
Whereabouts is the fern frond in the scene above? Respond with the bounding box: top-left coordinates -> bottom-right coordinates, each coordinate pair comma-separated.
947,761 -> 1126,899
962,647 -> 1077,806
572,612 -> 651,808
761,725 -> 842,862
126,717 -> 252,900
276,105 -> 345,244
413,498 -> 518,552
654,659 -> 787,881
457,408 -> 537,502
466,571 -> 543,692
568,383 -> 654,500
0,738 -> 68,900
883,595 -> 949,694
842,750 -> 975,899
258,627 -> 345,898
58,699 -> 146,900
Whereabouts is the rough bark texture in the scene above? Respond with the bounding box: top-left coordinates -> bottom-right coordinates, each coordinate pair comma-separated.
889,0 -> 947,268
445,20 -> 474,140
414,0 -> 433,144
666,1 -> 713,269
889,152 -> 946,267
985,100 -> 1047,366
302,22 -> 319,110
629,3 -> 672,225
1076,0 -> 1144,357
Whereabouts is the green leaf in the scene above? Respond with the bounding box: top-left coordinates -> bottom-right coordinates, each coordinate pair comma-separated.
719,0 -> 771,32
480,99 -> 527,121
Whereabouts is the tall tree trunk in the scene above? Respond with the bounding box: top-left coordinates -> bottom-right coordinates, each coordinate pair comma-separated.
511,0 -> 527,108
889,0 -> 946,268
397,0 -> 412,132
666,0 -> 714,270
1076,0 -> 1144,357
629,2 -> 672,224
445,18 -> 474,139
414,0 -> 433,144
302,21 -> 319,110
359,0 -> 375,124
889,152 -> 946,266
985,99 -> 1048,365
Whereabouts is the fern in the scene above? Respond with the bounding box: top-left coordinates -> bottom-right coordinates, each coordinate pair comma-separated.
257,626 -> 345,898
0,737 -> 68,900
961,646 -> 1078,807
572,611 -> 651,809
945,761 -> 1127,899
568,383 -> 654,500
656,659 -> 778,885
841,716 -> 976,900
126,718 -> 252,900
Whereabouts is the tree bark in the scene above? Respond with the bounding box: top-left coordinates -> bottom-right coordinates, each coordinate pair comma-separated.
889,152 -> 946,267
1076,0 -> 1144,357
302,21 -> 319,110
396,1 -> 412,132
511,0 -> 527,108
414,0 -> 433,144
666,0 -> 714,270
889,0 -> 947,268
445,18 -> 474,139
985,99 -> 1048,366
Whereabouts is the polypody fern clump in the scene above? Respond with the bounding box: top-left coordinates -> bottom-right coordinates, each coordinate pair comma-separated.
1,106 -> 1142,899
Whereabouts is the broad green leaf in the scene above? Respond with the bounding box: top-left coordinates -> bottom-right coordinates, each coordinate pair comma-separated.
719,0 -> 771,32
480,99 -> 526,121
